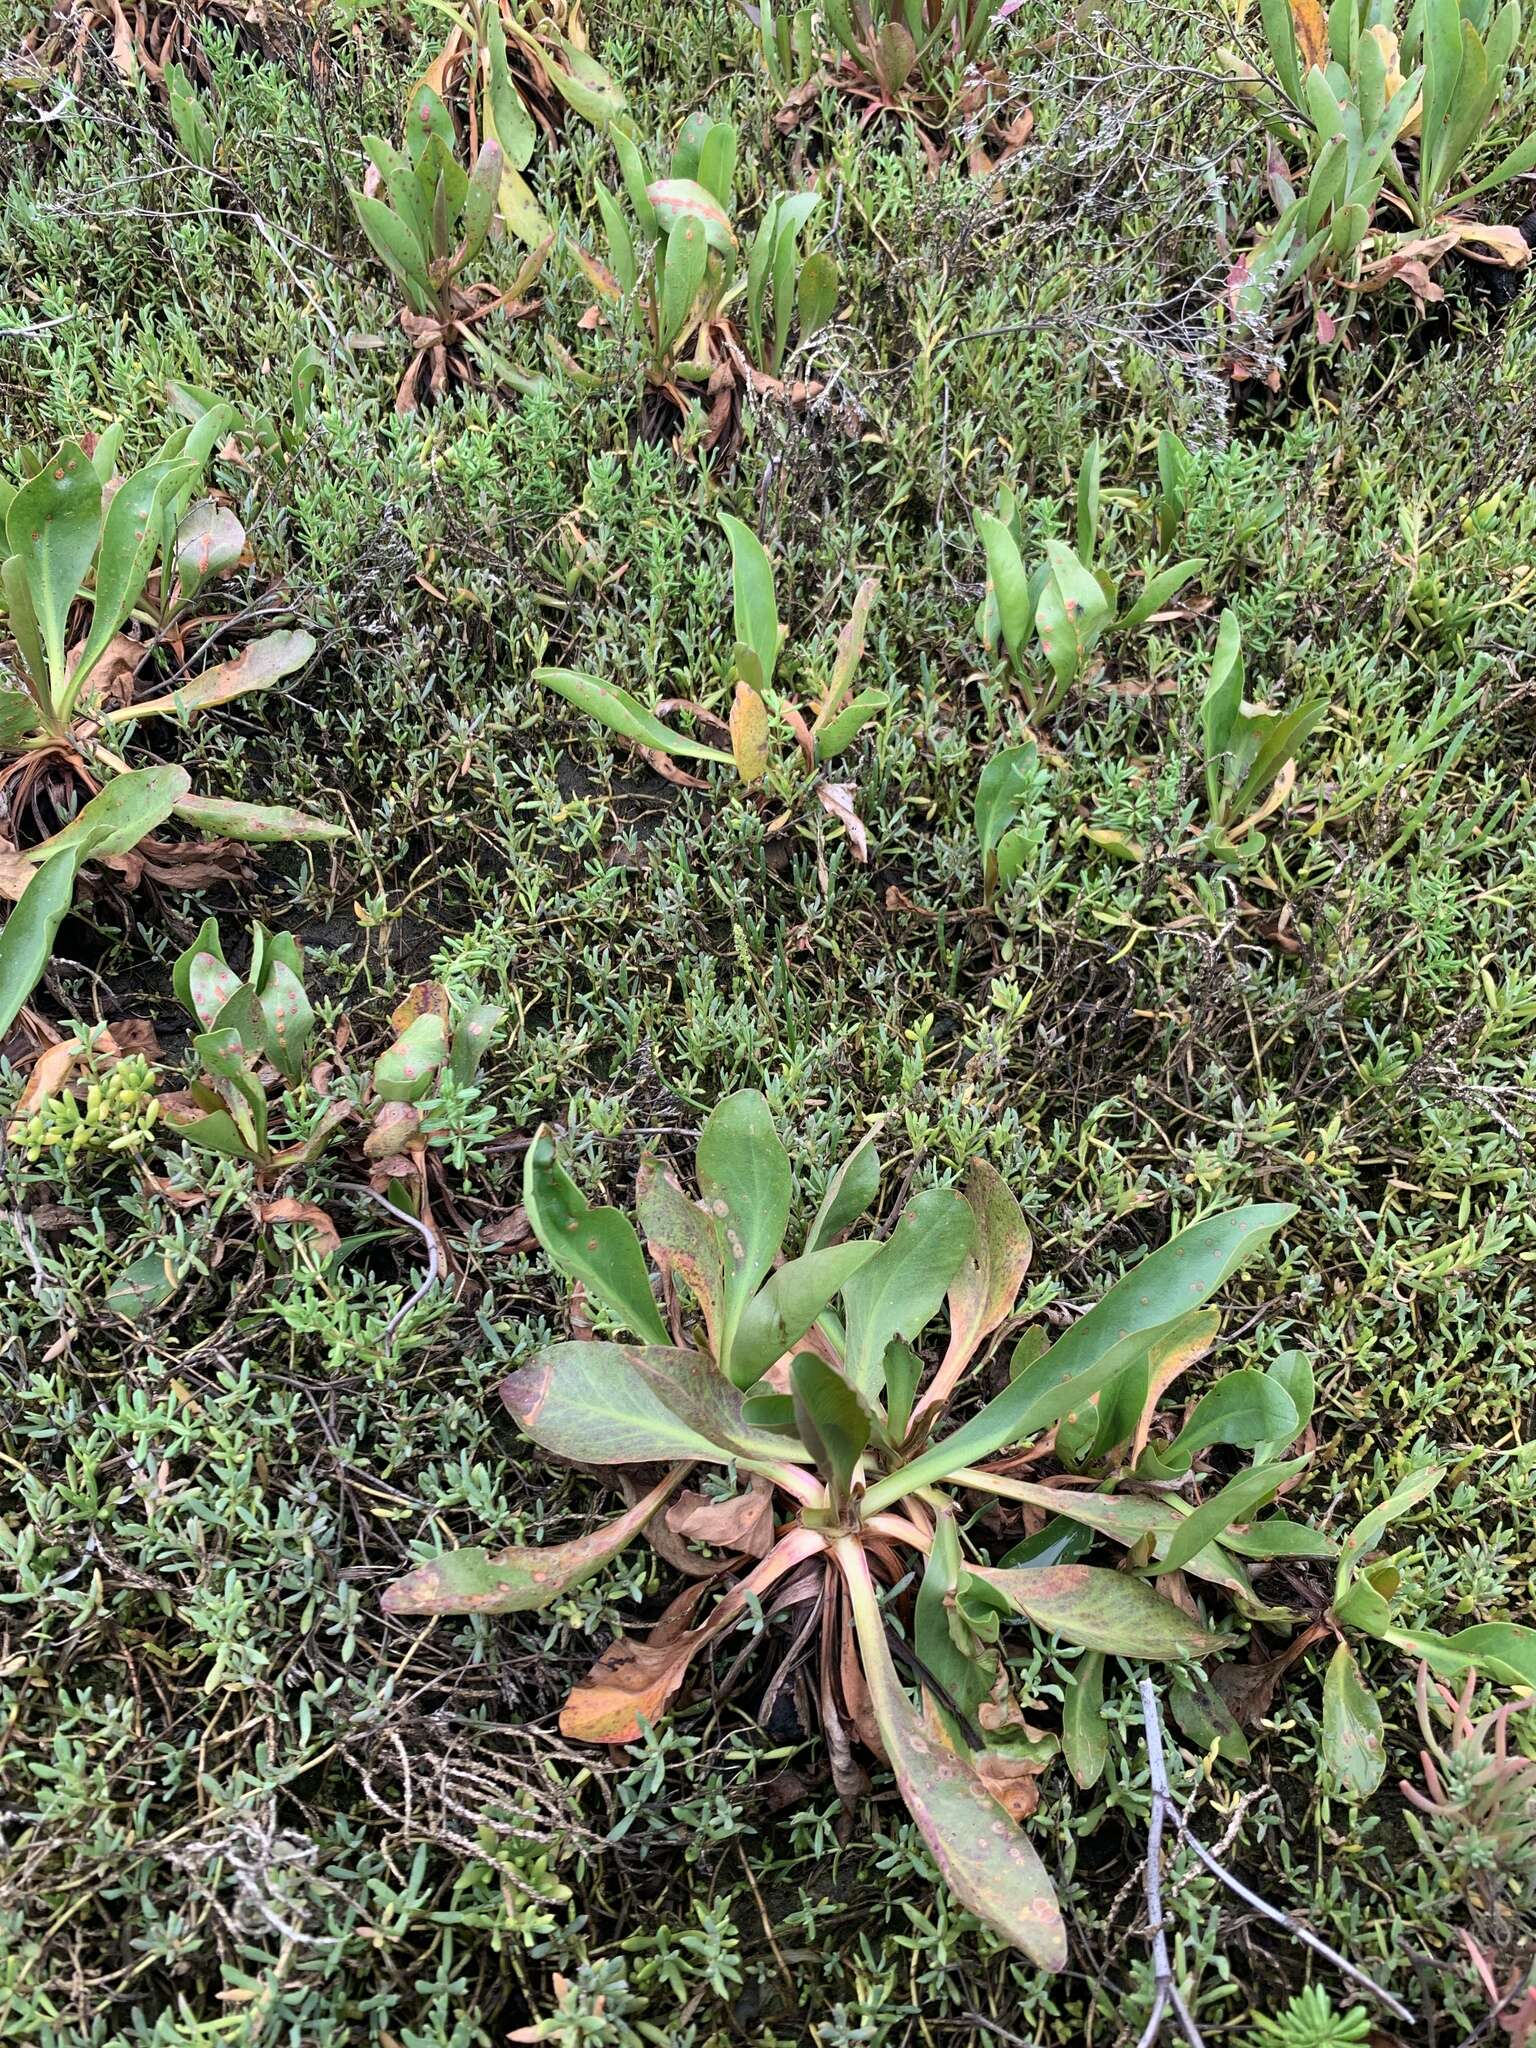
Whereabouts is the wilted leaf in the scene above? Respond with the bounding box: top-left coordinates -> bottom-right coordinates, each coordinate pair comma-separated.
250,1198 -> 341,1257
384,1466 -> 687,1615
108,629 -> 315,723
816,780 -> 869,861
666,1476 -> 775,1559
729,679 -> 770,782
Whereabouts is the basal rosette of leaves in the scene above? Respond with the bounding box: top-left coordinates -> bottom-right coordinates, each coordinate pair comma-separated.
382,1092 -> 1341,1965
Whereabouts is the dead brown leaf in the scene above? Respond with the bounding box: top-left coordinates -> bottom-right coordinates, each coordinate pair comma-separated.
251,1197 -> 341,1258
816,781 -> 869,862
666,1476 -> 776,1559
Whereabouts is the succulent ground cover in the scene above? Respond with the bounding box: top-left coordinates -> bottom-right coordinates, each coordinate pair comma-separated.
2,1 -> 1536,2043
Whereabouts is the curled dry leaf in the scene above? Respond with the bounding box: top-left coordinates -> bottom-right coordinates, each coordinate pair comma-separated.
816,781 -> 869,862
8,1038 -> 83,1127
250,1198 -> 342,1258
666,1475 -> 776,1559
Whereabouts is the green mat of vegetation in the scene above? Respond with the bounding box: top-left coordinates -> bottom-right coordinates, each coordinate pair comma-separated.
3,0 -> 1535,2041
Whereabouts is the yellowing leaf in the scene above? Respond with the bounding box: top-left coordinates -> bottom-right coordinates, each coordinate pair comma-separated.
1291,0 -> 1329,71
729,680 -> 770,782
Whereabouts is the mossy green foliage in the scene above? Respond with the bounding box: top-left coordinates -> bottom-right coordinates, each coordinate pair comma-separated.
2,0 -> 1536,2041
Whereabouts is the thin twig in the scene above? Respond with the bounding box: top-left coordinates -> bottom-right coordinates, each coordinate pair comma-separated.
1138,1678 -> 1206,2048
338,1184 -> 442,1343
1137,1679 -> 1417,2034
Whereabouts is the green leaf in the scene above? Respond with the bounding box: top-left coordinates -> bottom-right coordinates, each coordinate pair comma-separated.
1321,1641 -> 1385,1799
383,1467 -> 686,1615
449,1002 -> 502,1086
866,1204 -> 1295,1514
884,1338 -> 923,1443
974,1563 -> 1232,1660
172,916 -> 226,1022
536,667 -> 732,764
350,192 -> 434,314
1201,609 -> 1244,814
501,1341 -> 803,1469
797,249 -> 838,339
595,184 -> 637,295
813,688 -> 886,762
1381,1621 -> 1536,1691
0,849 -> 80,1039
837,1540 -> 1067,1970
1168,1669 -> 1250,1764
696,1089 -> 792,1378
1218,1516 -> 1336,1560
1158,1457 -> 1310,1575
0,684 -> 41,745
257,958 -> 313,1079
31,763 -> 189,865
5,441 -> 101,698
696,121 -> 737,209
790,1352 -> 869,1501
659,214 -> 709,353
1075,436 -> 1102,562
975,743 -> 1036,879
1,553 -> 49,696
1035,539 -> 1112,696
1062,1651 -> 1107,1787
807,1126 -> 881,1251
69,463 -> 189,708
1228,698 -> 1327,819
730,1240 -> 879,1388
915,1513 -> 998,1743
1115,555 -> 1203,634
523,1127 -> 669,1345
612,126 -> 656,235
454,140 -> 503,271
1335,1465 -> 1443,1598
106,1248 -> 181,1320
170,794 -> 346,843
374,1013 -> 448,1102
974,514 -> 1033,668
719,516 -> 781,693
840,1187 -> 974,1402
484,4 -> 536,170
1144,1371 -> 1301,1478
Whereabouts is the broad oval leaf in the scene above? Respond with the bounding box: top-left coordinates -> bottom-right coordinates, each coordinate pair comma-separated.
807,1125 -> 882,1251
647,176 -> 736,254
1321,1640 -> 1385,1799
972,1563 -> 1232,1660
728,679 -> 770,782
6,441 -> 100,693
31,764 -> 190,865
936,1160 -> 1032,1388
374,1012 -> 447,1102
502,1341 -> 806,1469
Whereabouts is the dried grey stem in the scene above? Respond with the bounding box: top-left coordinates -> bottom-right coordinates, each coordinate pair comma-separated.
1137,1678 -> 1417,2037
